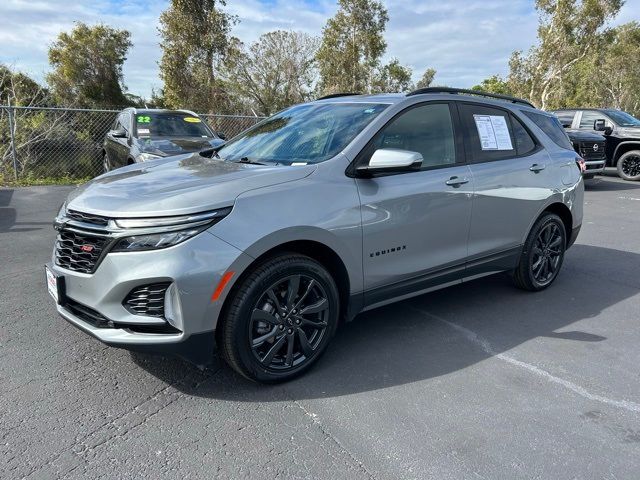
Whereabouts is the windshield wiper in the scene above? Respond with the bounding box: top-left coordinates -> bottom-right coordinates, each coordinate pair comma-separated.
236,157 -> 267,165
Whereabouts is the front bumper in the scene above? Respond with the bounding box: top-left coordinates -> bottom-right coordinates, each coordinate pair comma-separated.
583,160 -> 606,175
48,230 -> 253,365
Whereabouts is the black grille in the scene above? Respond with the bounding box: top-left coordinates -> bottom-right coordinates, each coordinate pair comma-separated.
579,142 -> 606,161
123,283 -> 170,318
55,229 -> 110,274
66,209 -> 110,227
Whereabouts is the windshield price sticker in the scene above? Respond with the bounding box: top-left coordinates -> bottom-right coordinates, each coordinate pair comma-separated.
184,117 -> 201,123
137,115 -> 151,123
473,114 -> 513,151
137,128 -> 150,135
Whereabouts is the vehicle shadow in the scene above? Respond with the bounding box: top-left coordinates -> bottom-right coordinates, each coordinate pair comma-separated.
131,244 -> 638,401
585,177 -> 640,191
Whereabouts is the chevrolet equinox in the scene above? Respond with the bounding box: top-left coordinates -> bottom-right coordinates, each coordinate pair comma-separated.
46,88 -> 584,383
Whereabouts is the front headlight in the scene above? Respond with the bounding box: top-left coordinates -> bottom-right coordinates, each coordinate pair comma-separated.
137,152 -> 163,162
112,228 -> 202,251
111,207 -> 232,252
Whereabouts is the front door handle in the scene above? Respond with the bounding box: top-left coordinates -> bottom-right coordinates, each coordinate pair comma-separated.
445,176 -> 470,187
530,163 -> 546,173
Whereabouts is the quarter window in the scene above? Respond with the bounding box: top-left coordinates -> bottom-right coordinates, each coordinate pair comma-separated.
523,111 -> 573,150
363,103 -> 457,171
511,115 -> 537,156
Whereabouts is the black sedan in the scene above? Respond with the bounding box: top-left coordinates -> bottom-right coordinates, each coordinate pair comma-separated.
102,109 -> 226,172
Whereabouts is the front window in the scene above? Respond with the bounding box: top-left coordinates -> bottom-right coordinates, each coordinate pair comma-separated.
216,103 -> 389,165
134,113 -> 213,138
604,110 -> 640,127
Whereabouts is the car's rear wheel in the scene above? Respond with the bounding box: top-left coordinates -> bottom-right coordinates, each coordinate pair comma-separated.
617,151 -> 640,181
513,213 -> 566,291
219,254 -> 339,383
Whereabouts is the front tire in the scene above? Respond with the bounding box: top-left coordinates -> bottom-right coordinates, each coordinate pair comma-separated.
617,151 -> 640,181
102,152 -> 111,172
219,254 -> 339,383
513,213 -> 567,291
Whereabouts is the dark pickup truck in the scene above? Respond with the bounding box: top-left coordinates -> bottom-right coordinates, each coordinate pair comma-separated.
551,108 -> 640,181
563,129 -> 607,179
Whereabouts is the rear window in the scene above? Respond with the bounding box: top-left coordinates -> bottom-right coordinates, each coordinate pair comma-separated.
523,111 -> 573,150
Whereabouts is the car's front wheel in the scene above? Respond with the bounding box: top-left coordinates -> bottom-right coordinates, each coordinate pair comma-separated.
513,212 -> 567,291
219,254 -> 339,383
617,150 -> 640,181
102,151 -> 112,172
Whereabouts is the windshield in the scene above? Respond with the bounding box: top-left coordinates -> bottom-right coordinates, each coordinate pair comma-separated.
604,110 -> 640,127
135,113 -> 214,138
216,103 -> 389,164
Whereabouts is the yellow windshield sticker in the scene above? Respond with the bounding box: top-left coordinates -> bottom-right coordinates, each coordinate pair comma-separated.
184,117 -> 201,123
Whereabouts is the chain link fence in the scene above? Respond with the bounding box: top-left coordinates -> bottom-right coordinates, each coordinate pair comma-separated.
0,106 -> 265,183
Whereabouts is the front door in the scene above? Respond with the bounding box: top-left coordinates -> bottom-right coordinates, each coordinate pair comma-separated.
355,102 -> 474,306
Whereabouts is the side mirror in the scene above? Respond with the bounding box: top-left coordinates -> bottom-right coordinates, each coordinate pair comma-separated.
356,149 -> 423,177
217,131 -> 227,140
110,128 -> 127,138
593,119 -> 606,132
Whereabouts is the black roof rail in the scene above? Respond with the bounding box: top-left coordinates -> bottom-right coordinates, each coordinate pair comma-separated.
316,92 -> 361,100
406,87 -> 535,108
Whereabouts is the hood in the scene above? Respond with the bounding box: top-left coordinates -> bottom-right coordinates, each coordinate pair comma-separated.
139,136 -> 226,156
564,129 -> 605,142
66,153 -> 316,217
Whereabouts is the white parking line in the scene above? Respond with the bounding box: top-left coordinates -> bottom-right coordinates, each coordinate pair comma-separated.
409,306 -> 640,414
617,196 -> 640,201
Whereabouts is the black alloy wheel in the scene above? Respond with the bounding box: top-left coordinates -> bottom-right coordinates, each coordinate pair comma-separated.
530,222 -> 564,286
250,274 -> 329,370
617,151 -> 640,181
219,254 -> 339,383
513,212 -> 566,291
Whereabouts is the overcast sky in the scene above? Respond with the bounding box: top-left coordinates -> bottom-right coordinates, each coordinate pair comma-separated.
0,0 -> 638,100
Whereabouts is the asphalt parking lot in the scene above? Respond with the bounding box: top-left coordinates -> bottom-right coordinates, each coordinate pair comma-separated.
1,171 -> 639,479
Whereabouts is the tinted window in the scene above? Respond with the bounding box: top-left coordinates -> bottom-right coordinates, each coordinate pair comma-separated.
578,111 -> 603,130
554,111 -> 576,128
218,103 -> 388,165
523,111 -> 574,150
459,104 -> 517,163
604,110 -> 640,127
362,103 -> 456,170
135,113 -> 212,138
511,115 -> 536,155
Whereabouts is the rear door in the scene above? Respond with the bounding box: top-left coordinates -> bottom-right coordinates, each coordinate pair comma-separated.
458,102 -> 550,275
355,102 -> 474,305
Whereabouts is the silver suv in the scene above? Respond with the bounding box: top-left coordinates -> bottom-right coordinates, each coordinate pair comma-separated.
46,88 -> 584,383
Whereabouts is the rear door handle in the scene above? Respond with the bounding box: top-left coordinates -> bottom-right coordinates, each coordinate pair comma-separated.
445,176 -> 469,187
530,163 -> 546,173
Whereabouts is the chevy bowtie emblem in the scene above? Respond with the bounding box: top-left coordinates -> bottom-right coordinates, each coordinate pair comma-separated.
593,144 -> 599,151
80,245 -> 94,253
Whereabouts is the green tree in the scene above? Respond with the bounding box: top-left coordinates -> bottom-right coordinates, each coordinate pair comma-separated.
371,58 -> 413,93
472,75 -> 512,95
415,68 -> 437,89
316,0 -> 389,94
159,0 -> 237,113
225,31 -> 319,116
507,0 -> 623,109
47,22 -> 132,107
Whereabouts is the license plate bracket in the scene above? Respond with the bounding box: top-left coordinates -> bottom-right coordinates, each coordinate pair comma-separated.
45,266 -> 66,305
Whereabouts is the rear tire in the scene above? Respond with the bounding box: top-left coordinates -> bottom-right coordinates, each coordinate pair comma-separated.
616,150 -> 640,181
219,254 -> 339,383
513,213 -> 567,291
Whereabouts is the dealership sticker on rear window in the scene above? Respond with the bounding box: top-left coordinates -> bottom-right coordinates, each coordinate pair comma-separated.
473,114 -> 513,150
184,117 -> 201,123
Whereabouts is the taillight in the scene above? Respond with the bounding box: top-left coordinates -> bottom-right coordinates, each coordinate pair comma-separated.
575,156 -> 586,173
